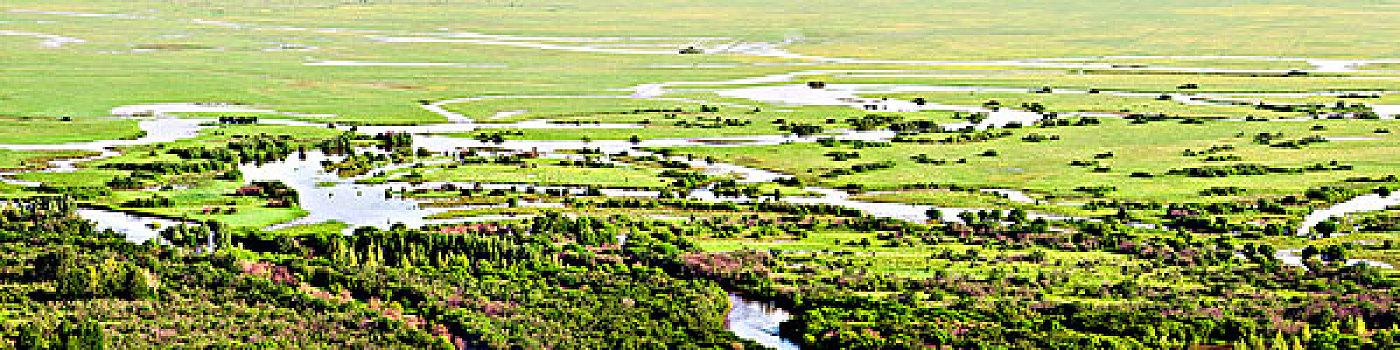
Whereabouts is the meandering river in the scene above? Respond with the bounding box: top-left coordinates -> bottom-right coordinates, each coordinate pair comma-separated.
1,52 -> 1399,347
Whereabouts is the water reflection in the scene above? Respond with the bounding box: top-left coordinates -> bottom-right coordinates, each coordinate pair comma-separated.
725,293 -> 799,350
75,208 -> 181,244
238,151 -> 455,230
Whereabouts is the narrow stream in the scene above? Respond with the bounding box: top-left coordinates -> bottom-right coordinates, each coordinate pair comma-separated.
0,45 -> 1397,346
1,104 -> 1391,254
1297,193 -> 1400,236
10,10 -> 1400,348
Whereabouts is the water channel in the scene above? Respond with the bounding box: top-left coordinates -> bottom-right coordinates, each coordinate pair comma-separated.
725,294 -> 800,350
1,53 -> 1399,347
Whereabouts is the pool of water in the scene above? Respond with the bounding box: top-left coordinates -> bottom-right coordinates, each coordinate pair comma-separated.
725,293 -> 799,350
76,208 -> 182,244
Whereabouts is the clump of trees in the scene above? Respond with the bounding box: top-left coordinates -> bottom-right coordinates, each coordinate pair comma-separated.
14,319 -> 108,350
1200,186 -> 1247,196
822,161 -> 897,177
1165,162 -> 1352,177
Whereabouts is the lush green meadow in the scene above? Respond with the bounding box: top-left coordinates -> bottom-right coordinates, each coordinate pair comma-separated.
0,150 -> 94,170
377,160 -> 673,188
2,0 -> 1399,126
4,0 -> 1400,348
663,118 -> 1400,201
0,117 -> 139,145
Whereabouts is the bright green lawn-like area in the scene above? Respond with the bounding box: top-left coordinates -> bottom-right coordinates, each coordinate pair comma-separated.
0,149 -> 95,169
1,0 -> 1398,129
266,221 -> 351,236
8,0 -> 1400,60
440,98 -> 941,140
850,189 -> 1105,217
1091,58 -> 1315,70
442,97 -> 868,124
423,206 -> 784,220
862,91 -> 1308,119
142,205 -> 307,228
821,74 -> 1400,94
852,189 -> 1024,207
11,169 -> 126,187
445,121 -> 905,141
665,118 -> 1400,202
1187,94 -> 1400,107
0,117 -> 140,144
0,11 -> 802,125
103,185 -> 309,228
0,184 -> 24,196
1361,63 -> 1400,71
184,124 -> 349,143
442,98 -> 718,124
449,128 -> 775,141
382,160 -> 671,188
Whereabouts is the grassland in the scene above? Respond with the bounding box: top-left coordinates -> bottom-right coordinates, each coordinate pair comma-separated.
8,0 -> 1400,59
663,118 -> 1400,201
447,128 -> 734,141
819,73 -> 1400,93
3,0 -> 1400,348
98,183 -> 310,228
0,149 -> 94,169
1,0 -> 1398,127
0,116 -> 140,144
862,91 -> 1308,119
371,159 -> 672,188
0,9 -> 796,124
411,165 -> 668,188
11,169 -> 126,186
1362,63 -> 1400,71
441,98 -> 718,124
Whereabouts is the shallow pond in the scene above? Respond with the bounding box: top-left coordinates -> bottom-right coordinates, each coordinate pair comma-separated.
76,208 -> 182,244
238,152 -> 457,231
725,293 -> 800,350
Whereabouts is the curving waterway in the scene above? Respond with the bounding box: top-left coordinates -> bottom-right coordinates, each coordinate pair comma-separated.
0,45 -> 1398,346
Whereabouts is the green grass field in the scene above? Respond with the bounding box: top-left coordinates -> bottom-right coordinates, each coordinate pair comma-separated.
863,91 -> 1308,119
5,1 -> 1400,349
1,0 -> 1398,127
372,158 -> 672,188
0,116 -> 140,144
822,74 -> 1400,93
664,118 -> 1400,201
0,149 -> 95,169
